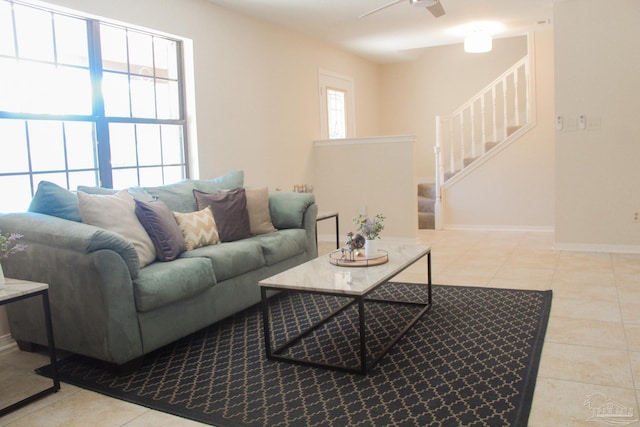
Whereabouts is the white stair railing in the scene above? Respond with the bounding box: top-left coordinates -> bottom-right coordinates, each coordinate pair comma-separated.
435,55 -> 531,186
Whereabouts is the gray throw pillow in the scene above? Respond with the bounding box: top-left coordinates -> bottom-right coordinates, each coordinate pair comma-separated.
135,199 -> 186,261
193,188 -> 252,242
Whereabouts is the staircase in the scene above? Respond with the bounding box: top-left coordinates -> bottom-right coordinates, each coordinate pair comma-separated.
429,53 -> 535,228
418,182 -> 436,229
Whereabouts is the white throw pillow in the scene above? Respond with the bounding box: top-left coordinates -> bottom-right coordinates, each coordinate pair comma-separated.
78,190 -> 157,267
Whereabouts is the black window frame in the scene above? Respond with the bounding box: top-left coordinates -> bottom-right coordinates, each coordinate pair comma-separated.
0,0 -> 189,200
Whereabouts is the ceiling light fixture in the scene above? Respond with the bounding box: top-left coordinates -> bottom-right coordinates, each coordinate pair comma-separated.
410,0 -> 438,7
464,33 -> 492,53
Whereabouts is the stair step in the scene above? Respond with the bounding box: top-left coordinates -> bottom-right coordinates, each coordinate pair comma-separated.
463,157 -> 477,167
418,196 -> 435,214
507,125 -> 522,136
444,170 -> 458,181
418,212 -> 435,229
417,183 -> 436,199
485,141 -> 499,152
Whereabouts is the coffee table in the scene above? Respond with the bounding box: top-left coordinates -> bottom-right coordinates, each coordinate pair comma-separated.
259,243 -> 431,374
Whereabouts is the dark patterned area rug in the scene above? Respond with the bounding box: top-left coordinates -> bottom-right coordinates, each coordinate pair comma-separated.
38,283 -> 551,427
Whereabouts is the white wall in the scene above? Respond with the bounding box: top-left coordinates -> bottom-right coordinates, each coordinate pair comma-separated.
313,136 -> 417,241
442,31 -> 556,230
378,36 -> 528,181
43,0 -> 382,190
554,0 -> 640,250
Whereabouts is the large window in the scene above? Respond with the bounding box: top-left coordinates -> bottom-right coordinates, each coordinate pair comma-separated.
0,0 -> 188,212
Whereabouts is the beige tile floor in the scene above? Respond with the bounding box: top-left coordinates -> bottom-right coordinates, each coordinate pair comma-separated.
1,229 -> 639,426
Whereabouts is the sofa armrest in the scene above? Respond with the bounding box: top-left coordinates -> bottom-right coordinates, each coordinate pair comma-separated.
268,192 -> 318,259
268,192 -> 315,229
0,212 -> 140,279
0,212 -> 144,364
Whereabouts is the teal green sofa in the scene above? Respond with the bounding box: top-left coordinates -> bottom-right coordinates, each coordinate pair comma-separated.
0,172 -> 317,366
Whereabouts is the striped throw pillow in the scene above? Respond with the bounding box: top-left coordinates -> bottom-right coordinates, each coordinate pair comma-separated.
173,207 -> 220,250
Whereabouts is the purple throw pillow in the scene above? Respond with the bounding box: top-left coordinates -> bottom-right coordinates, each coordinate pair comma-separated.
135,199 -> 186,261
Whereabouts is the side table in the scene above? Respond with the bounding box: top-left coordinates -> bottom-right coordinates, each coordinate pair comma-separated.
316,211 -> 340,249
0,278 -> 60,417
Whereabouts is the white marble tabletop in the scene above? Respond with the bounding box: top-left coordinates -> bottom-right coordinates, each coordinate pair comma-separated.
0,278 -> 48,303
259,243 -> 430,296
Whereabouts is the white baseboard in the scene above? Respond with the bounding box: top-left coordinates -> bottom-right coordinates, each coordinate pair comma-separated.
317,235 -> 418,245
554,242 -> 640,254
0,333 -> 16,353
443,224 -> 555,233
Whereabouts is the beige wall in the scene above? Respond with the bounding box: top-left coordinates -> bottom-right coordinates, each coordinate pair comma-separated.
554,0 -> 640,249
44,0 -> 382,190
313,136 -> 417,241
378,36 -> 528,180
442,31 -> 556,229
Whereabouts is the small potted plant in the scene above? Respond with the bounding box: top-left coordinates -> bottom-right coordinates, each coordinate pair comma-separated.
0,230 -> 27,286
353,213 -> 385,256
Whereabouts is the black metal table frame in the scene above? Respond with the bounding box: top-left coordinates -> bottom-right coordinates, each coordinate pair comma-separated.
0,288 -> 60,417
316,212 -> 340,249
261,250 -> 431,375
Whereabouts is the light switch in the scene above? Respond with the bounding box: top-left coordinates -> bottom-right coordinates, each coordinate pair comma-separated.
556,115 -> 563,130
578,114 -> 586,130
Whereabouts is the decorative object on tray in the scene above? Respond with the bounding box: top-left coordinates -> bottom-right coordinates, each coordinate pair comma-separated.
0,230 -> 27,287
293,184 -> 314,193
341,232 -> 363,261
345,232 -> 365,251
329,248 -> 388,267
353,213 -> 385,257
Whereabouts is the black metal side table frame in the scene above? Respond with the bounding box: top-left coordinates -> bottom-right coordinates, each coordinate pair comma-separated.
316,211 -> 340,249
0,287 -> 60,417
261,251 -> 431,375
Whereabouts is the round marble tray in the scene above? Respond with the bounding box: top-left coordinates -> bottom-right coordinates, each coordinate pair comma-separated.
328,249 -> 389,267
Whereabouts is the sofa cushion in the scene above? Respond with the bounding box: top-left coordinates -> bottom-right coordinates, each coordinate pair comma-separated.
180,239 -> 265,282
78,190 -> 157,268
251,229 -> 308,265
245,187 -> 277,235
144,180 -> 197,213
135,199 -> 186,261
142,171 -> 245,213
28,181 -> 81,222
194,188 -> 252,242
133,257 -> 215,312
173,207 -> 220,250
192,170 -> 244,194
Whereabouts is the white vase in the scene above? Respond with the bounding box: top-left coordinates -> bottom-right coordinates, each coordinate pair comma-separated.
364,239 -> 378,257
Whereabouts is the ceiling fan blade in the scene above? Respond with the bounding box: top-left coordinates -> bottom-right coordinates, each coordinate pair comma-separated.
359,0 -> 406,18
426,0 -> 446,18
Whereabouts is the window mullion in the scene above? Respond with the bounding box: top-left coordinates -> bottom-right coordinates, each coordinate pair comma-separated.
10,2 -> 18,57
176,41 -> 189,178
87,19 -> 112,188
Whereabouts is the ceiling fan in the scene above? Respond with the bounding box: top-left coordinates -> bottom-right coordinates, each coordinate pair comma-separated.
359,0 -> 446,19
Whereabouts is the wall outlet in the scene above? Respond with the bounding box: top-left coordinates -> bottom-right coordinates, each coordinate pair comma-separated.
634,212 -> 640,223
